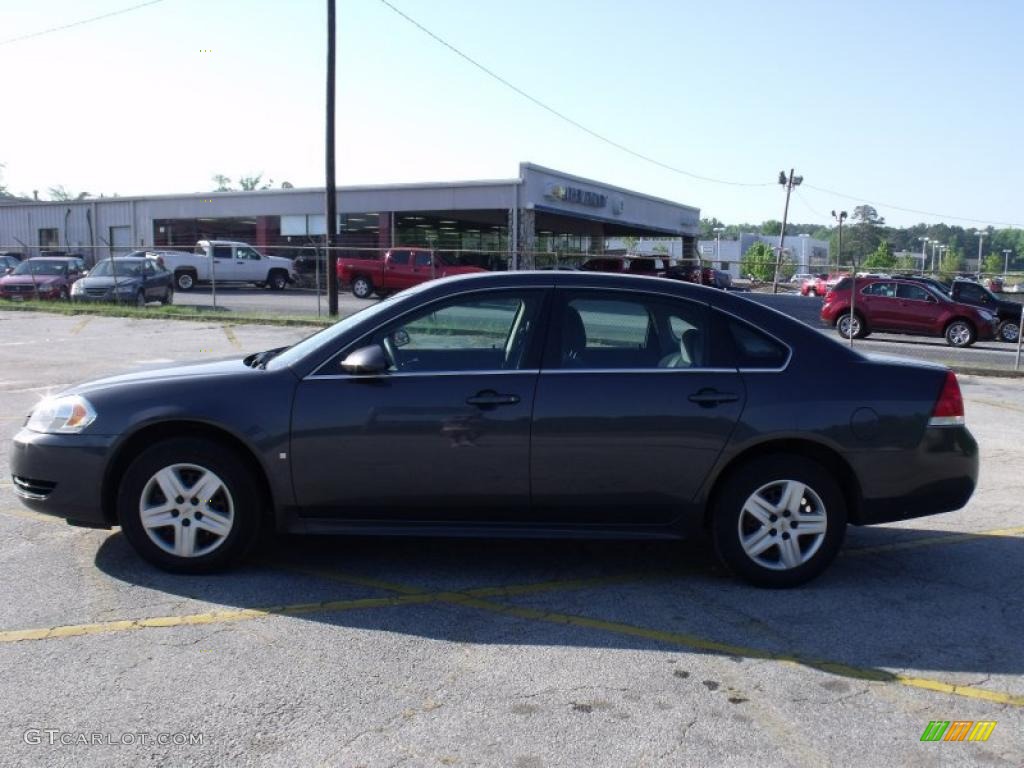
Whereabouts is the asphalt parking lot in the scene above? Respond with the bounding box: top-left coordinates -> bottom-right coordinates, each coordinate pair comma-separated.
1,312 -> 1022,767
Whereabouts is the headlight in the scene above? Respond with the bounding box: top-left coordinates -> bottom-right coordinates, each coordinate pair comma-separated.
70,281 -> 84,294
27,395 -> 97,434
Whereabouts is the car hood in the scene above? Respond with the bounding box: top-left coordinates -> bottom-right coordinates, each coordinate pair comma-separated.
77,276 -> 143,289
0,274 -> 63,286
70,357 -> 253,395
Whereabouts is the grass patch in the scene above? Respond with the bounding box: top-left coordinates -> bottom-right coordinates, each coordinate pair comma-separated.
0,300 -> 333,327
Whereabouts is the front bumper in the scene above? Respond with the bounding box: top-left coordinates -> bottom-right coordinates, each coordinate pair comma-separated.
10,428 -> 117,528
850,425 -> 979,525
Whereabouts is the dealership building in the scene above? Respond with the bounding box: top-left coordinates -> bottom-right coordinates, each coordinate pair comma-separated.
0,163 -> 701,268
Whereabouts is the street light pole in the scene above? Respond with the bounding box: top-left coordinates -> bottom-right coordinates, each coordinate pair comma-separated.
774,169 -> 803,294
919,236 -> 929,273
713,226 -> 724,271
976,231 -> 987,278
930,241 -> 939,273
831,210 -> 847,273
1004,249 -> 1013,278
325,0 -> 339,317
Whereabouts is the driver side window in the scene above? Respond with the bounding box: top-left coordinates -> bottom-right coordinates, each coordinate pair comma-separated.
373,291 -> 543,373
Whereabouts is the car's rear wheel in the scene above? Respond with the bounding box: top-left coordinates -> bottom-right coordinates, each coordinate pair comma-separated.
944,319 -> 976,347
836,312 -> 865,339
998,320 -> 1019,343
175,271 -> 196,291
118,438 -> 263,573
352,275 -> 373,299
267,270 -> 288,291
712,455 -> 847,587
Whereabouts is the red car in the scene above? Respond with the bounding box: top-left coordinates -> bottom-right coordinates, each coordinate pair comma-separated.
821,276 -> 999,347
338,248 -> 486,299
0,256 -> 86,301
801,272 -> 848,297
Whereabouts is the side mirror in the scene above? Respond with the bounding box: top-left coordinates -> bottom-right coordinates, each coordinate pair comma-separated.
393,328 -> 410,347
340,344 -> 388,374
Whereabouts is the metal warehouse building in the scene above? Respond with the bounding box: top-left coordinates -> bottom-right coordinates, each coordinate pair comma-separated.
0,163 -> 700,268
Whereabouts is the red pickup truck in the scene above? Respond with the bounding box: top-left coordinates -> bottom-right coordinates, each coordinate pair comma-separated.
337,249 -> 487,299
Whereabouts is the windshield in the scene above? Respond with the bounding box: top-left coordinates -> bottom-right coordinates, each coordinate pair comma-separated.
89,259 -> 145,277
12,260 -> 67,277
265,285 -> 429,371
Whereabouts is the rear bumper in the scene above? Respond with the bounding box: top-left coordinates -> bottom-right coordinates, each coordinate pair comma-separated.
10,428 -> 116,528
849,426 -> 979,525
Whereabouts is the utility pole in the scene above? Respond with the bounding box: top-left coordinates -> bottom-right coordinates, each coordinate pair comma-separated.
918,236 -> 929,273
773,169 -> 802,293
713,226 -> 724,271
1004,249 -> 1013,277
325,0 -> 339,316
831,210 -> 847,273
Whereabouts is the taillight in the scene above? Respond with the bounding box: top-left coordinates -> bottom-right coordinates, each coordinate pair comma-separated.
929,371 -> 964,427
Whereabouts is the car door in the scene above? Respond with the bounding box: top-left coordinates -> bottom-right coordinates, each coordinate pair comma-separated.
383,250 -> 416,291
858,281 -> 899,330
529,289 -> 746,525
234,246 -> 264,282
289,288 -> 547,521
895,282 -> 944,333
210,244 -> 237,282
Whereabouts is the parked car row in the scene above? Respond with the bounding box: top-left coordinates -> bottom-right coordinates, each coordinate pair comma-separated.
0,254 -> 174,306
579,257 -> 732,289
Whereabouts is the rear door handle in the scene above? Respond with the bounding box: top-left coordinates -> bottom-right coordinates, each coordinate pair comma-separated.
466,391 -> 520,407
688,389 -> 739,407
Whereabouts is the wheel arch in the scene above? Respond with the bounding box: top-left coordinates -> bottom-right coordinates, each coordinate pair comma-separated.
702,438 -> 864,529
102,420 -> 275,529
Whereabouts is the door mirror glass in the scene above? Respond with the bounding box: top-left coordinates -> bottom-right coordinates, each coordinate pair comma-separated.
340,344 -> 389,374
392,328 -> 410,347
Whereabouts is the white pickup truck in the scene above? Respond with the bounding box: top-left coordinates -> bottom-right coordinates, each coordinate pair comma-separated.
159,240 -> 295,291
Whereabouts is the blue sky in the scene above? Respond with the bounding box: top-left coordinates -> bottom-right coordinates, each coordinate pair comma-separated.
1,0 -> 1021,228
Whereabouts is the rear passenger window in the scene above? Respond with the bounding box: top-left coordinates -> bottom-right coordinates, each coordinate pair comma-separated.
390,251 -> 410,266
728,320 -> 789,369
896,283 -> 930,301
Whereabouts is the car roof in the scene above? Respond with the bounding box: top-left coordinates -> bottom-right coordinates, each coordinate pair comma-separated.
27,256 -> 77,262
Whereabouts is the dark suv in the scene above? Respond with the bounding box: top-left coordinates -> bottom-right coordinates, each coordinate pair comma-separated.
821,276 -> 999,347
895,275 -> 1020,343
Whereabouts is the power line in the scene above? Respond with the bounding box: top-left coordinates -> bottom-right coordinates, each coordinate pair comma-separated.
803,183 -> 1019,229
0,0 -> 165,47
375,0 -> 772,189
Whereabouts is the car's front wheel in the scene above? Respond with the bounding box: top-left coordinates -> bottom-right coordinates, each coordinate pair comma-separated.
117,438 -> 264,573
836,312 -> 866,339
267,270 -> 288,291
944,319 -> 976,347
712,455 -> 847,587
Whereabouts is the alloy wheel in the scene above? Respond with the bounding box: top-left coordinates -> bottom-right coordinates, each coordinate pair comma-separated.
1000,322 -> 1019,343
737,479 -> 828,571
837,314 -> 860,339
946,322 -> 972,347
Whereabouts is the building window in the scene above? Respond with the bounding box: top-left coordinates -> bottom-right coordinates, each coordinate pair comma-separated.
39,228 -> 58,248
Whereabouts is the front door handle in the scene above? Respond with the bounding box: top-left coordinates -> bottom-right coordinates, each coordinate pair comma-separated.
466,391 -> 520,407
688,389 -> 739,407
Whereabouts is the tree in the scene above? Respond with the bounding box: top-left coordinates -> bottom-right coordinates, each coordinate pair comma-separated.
862,240 -> 896,270
852,205 -> 885,226
620,235 -> 639,254
212,174 -> 232,192
939,246 -> 964,279
238,173 -> 273,191
699,217 -> 724,239
741,242 -> 778,282
982,253 -> 1003,275
761,220 -> 783,236
0,162 -> 9,197
47,185 -> 90,201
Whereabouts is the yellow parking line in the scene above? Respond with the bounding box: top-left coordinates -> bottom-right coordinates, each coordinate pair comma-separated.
69,317 -> 92,335
222,325 -> 241,349
845,526 -> 1024,557
311,571 -> 1024,709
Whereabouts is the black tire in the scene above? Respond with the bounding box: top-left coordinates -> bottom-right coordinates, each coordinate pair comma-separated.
711,455 -> 847,588
944,319 -> 976,348
352,275 -> 374,299
998,319 -> 1019,344
117,438 -> 264,573
267,271 -> 287,291
175,271 -> 196,291
835,311 -> 866,339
